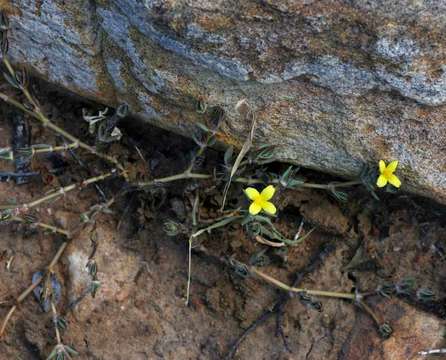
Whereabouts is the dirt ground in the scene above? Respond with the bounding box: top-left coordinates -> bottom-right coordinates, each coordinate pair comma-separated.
0,88 -> 445,360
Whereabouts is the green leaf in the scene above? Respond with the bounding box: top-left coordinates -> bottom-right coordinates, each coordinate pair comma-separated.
330,189 -> 348,203
255,145 -> 275,161
196,123 -> 210,133
90,280 -> 101,298
46,347 -> 58,360
57,317 -> 67,330
3,71 -> 19,88
0,147 -> 13,161
65,345 -> 79,356
279,166 -> 303,188
196,100 -> 207,114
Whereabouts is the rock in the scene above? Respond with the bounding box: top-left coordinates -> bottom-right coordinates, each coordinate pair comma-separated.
65,223 -> 140,322
3,1 -> 446,203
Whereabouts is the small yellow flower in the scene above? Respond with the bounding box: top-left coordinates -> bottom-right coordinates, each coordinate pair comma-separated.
244,185 -> 277,215
376,160 -> 401,188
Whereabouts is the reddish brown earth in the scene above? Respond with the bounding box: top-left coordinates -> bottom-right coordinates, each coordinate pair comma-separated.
0,94 -> 445,359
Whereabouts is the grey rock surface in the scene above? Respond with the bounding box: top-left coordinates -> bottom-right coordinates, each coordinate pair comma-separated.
4,0 -> 446,203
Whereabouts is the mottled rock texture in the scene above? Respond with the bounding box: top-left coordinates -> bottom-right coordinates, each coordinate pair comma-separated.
3,0 -> 446,202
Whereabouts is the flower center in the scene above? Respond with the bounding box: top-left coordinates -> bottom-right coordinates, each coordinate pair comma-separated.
383,169 -> 393,179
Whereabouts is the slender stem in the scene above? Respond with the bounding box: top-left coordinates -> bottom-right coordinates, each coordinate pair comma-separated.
419,349 -> 446,356
186,236 -> 192,306
0,306 -> 16,338
0,240 -> 68,338
1,245 -> 69,338
250,266 -> 356,300
51,302 -> 62,345
186,145 -> 206,174
11,216 -> 70,237
0,92 -> 36,118
254,235 -> 285,247
238,159 -> 275,168
0,143 -> 80,161
199,208 -> 241,224
0,171 -> 115,212
185,194 -> 199,306
136,171 -> 361,197
232,177 -> 263,185
0,196 -> 115,339
16,281 -> 40,304
191,216 -> 243,238
234,177 -> 362,189
32,142 -> 79,154
48,242 -> 69,271
136,171 -> 211,187
1,57 -> 126,175
358,300 -> 381,326
301,180 -> 362,189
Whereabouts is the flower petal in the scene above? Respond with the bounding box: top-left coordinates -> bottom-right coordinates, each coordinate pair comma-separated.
387,160 -> 399,173
249,201 -> 262,215
260,185 -> 275,201
262,201 -> 277,215
387,174 -> 401,188
244,187 -> 260,200
376,175 -> 388,188
379,160 -> 386,173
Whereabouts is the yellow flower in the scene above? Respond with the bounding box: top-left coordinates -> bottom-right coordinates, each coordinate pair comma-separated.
376,160 -> 401,188
244,185 -> 277,215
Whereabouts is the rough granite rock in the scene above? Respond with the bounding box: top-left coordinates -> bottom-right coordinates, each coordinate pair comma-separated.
3,0 -> 446,203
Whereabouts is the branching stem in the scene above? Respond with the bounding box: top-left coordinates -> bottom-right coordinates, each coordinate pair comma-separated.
250,266 -> 356,300
0,197 -> 115,339
1,57 -> 127,176
137,172 -> 361,192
